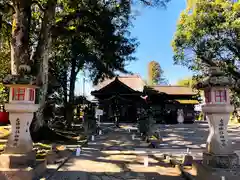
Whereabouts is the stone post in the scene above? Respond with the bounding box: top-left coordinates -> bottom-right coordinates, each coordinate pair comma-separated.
194,67 -> 240,180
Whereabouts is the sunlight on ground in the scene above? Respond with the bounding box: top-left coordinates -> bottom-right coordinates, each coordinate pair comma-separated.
104,154 -> 137,162
100,151 -> 182,177
68,159 -> 122,172
169,140 -> 193,145
102,150 -> 137,154
71,148 -> 183,177
127,164 -> 181,176
167,134 -> 184,138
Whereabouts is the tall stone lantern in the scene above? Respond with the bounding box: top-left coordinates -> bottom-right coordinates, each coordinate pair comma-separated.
4,81 -> 39,154
0,72 -> 41,178
194,67 -> 240,179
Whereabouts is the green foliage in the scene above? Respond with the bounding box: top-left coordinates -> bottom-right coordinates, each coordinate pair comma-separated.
172,0 -> 240,73
176,76 -> 203,103
0,83 -> 8,103
52,0 -> 138,85
48,0 -> 139,112
0,43 -> 10,103
0,44 -> 10,78
176,77 -> 197,87
172,0 -> 240,108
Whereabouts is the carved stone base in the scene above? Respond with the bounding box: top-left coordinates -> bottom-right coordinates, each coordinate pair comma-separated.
0,151 -> 36,168
193,162 -> 240,180
0,160 -> 46,180
203,152 -> 239,169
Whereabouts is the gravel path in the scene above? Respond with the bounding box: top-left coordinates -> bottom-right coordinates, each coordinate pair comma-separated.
50,127 -> 184,180
157,122 -> 240,150
47,122 -> 240,180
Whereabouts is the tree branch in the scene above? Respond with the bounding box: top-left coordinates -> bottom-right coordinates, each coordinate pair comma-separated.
32,1 -> 45,12
0,2 -> 14,13
32,0 -> 56,75
139,0 -> 170,7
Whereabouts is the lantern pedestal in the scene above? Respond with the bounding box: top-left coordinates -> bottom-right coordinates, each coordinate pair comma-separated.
193,161 -> 240,180
194,104 -> 240,179
4,103 -> 39,154
202,104 -> 239,168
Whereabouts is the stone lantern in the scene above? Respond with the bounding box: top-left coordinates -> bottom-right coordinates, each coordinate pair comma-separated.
194,67 -> 240,179
4,84 -> 39,154
0,74 -> 41,179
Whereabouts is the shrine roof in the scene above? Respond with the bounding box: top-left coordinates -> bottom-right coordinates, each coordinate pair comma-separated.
149,85 -> 198,95
94,75 -> 146,92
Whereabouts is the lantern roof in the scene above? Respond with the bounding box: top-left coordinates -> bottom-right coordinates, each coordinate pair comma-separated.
2,74 -> 41,86
195,67 -> 235,90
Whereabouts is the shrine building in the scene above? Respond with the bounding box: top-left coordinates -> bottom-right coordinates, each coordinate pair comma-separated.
91,75 -> 199,124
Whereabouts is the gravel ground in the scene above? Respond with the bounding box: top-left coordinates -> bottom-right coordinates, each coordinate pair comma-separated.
45,122 -> 240,180
50,127 -> 184,180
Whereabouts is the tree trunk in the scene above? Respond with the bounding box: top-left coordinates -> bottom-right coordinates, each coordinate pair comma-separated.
63,69 -> 68,121
66,58 -> 77,127
12,0 -> 31,74
11,16 -> 17,75
32,0 -> 56,131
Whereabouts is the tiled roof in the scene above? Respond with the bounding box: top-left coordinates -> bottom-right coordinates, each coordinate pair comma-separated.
94,75 -> 146,92
149,85 -> 197,95
94,76 -> 197,96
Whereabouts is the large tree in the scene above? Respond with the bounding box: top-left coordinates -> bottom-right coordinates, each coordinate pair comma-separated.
49,1 -> 139,126
172,0 -> 240,107
0,0 -> 170,130
172,0 -> 240,78
148,61 -> 168,85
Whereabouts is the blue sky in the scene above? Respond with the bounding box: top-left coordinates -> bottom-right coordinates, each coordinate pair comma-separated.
75,0 -> 193,98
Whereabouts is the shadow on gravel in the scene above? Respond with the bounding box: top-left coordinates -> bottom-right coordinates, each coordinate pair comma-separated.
41,123 -> 240,180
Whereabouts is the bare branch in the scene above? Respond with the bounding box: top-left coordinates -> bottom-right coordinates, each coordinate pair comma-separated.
139,0 -> 170,8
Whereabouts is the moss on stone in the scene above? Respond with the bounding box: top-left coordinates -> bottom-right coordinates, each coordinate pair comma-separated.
2,74 -> 39,85
0,127 -> 10,139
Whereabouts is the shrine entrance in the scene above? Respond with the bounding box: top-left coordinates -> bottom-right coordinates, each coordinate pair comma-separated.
125,105 -> 137,122
97,95 -> 141,123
